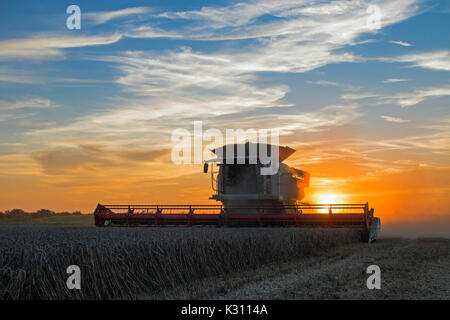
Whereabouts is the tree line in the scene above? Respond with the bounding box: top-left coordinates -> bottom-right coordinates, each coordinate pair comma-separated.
0,209 -> 84,219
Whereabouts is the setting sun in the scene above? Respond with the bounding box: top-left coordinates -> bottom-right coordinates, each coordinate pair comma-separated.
313,193 -> 343,204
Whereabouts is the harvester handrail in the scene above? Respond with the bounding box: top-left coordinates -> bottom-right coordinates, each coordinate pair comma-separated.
96,203 -> 369,215
101,203 -> 367,208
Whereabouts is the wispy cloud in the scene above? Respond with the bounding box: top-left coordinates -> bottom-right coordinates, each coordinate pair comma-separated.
0,68 -> 37,84
119,0 -> 422,82
18,120 -> 56,127
25,0 -> 422,157
343,85 -> 450,107
124,26 -> 182,39
380,51 -> 450,71
0,98 -> 56,123
393,86 -> 450,107
307,80 -> 362,91
31,144 -> 168,175
307,80 -> 339,86
354,117 -> 450,154
0,33 -> 122,59
86,7 -> 152,25
382,78 -> 409,83
390,40 -> 413,47
26,97 -> 361,155
341,93 -> 378,100
0,98 -> 54,111
153,0 -> 419,40
80,0 -> 421,137
380,115 -> 410,123
349,129 -> 450,155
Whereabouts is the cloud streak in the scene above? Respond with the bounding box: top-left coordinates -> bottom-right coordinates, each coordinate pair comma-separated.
390,40 -> 413,47
86,7 -> 152,25
393,86 -> 450,107
380,51 -> 450,71
0,33 -> 122,59
342,85 -> 450,107
382,78 -> 409,83
0,98 -> 54,111
380,115 -> 410,123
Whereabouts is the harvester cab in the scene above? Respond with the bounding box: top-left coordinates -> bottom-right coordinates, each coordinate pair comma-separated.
205,142 -> 310,210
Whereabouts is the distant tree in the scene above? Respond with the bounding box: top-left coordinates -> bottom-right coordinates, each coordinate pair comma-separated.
57,211 -> 71,216
35,209 -> 55,217
6,209 -> 25,216
71,211 -> 82,215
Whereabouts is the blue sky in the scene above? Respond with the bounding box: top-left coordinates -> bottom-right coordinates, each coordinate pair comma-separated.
0,0 -> 449,215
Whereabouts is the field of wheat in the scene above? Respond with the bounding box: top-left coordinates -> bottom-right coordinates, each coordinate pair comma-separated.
0,226 -> 360,299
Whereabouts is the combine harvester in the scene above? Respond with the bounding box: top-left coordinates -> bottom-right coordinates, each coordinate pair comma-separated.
94,143 -> 381,242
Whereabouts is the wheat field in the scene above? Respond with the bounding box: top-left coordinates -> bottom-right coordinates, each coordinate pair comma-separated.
0,226 -> 360,299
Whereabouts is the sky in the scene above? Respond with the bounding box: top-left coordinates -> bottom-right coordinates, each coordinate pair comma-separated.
0,0 -> 449,222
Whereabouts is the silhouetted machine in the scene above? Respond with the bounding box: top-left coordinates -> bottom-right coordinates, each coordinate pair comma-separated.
94,143 -> 381,242
205,143 -> 309,212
